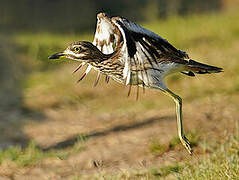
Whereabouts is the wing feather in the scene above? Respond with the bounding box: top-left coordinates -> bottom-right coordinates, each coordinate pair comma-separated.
115,17 -> 189,59
111,16 -> 189,86
93,13 -> 121,54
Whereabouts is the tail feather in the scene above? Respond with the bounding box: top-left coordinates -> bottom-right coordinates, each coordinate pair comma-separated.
186,59 -> 223,74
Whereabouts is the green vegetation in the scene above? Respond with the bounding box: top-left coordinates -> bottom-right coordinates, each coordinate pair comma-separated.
90,134 -> 238,179
0,139 -> 85,167
0,142 -> 47,167
168,130 -> 199,150
149,138 -> 166,156
149,130 -> 199,156
180,135 -> 239,179
159,164 -> 183,177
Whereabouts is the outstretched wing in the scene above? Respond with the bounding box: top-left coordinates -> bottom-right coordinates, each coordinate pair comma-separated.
93,12 -> 122,54
111,16 -> 190,86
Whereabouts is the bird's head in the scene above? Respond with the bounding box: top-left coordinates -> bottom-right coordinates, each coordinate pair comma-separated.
48,41 -> 103,62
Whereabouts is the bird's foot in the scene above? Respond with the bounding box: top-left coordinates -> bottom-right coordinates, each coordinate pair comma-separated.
181,135 -> 193,155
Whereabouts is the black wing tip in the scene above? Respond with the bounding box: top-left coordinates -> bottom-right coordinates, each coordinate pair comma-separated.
188,60 -> 223,73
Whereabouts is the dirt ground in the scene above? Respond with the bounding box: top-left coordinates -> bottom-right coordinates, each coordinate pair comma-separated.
0,85 -> 237,179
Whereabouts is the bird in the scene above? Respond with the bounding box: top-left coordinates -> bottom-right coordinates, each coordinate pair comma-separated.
49,12 -> 223,155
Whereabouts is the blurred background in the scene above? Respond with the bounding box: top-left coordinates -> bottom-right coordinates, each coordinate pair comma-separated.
0,0 -> 239,179
0,0 -> 224,33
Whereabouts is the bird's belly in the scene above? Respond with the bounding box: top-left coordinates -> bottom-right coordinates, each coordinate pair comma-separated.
130,62 -> 185,87
157,62 -> 185,77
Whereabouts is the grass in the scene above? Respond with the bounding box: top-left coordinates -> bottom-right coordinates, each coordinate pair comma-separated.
0,142 -> 46,167
149,130 -> 199,156
89,133 -> 239,179
0,7 -> 239,179
169,130 -> 199,149
0,138 -> 86,167
2,133 -> 236,179
180,134 -> 239,179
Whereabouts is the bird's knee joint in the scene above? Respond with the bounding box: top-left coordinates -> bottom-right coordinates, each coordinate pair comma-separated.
175,96 -> 182,105
178,98 -> 182,105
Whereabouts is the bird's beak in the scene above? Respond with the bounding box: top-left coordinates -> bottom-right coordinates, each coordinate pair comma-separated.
48,52 -> 65,59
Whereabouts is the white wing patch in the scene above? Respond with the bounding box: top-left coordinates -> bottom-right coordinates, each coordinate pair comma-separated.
93,13 -> 121,54
93,19 -> 114,54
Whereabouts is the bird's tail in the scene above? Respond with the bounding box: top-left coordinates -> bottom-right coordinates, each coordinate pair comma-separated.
183,60 -> 223,76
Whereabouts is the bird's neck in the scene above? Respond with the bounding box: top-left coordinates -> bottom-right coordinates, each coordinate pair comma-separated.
86,45 -> 124,83
88,46 -> 119,64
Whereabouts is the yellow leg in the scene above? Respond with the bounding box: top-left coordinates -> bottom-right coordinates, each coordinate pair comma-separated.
163,89 -> 193,155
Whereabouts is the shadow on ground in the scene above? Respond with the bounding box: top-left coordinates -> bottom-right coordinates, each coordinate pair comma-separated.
0,37 -> 46,149
42,115 -> 171,151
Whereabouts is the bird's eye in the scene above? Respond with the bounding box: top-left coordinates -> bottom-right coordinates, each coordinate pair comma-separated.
74,47 -> 80,52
